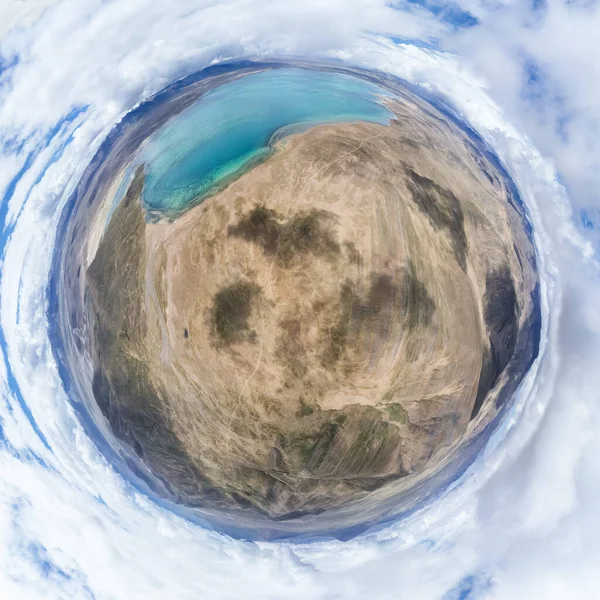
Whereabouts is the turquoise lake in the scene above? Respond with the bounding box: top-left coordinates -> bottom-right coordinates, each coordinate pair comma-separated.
138,68 -> 395,214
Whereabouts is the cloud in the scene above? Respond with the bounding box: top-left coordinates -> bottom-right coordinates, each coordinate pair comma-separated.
0,1 -> 598,599
442,1 -> 600,214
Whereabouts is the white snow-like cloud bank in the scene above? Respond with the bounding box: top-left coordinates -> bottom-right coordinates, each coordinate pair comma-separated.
0,0 -> 599,598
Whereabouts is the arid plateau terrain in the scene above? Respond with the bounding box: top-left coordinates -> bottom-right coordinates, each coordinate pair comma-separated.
85,97 -> 538,518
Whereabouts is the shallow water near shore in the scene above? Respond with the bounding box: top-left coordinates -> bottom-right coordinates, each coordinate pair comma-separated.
138,68 -> 395,214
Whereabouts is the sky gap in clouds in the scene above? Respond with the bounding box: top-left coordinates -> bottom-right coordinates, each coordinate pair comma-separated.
393,0 -> 479,28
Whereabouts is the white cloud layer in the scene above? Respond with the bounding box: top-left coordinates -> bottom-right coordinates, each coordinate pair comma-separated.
0,0 -> 599,598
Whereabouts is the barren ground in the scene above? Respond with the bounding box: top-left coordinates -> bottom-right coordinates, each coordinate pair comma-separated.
86,100 -> 537,517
